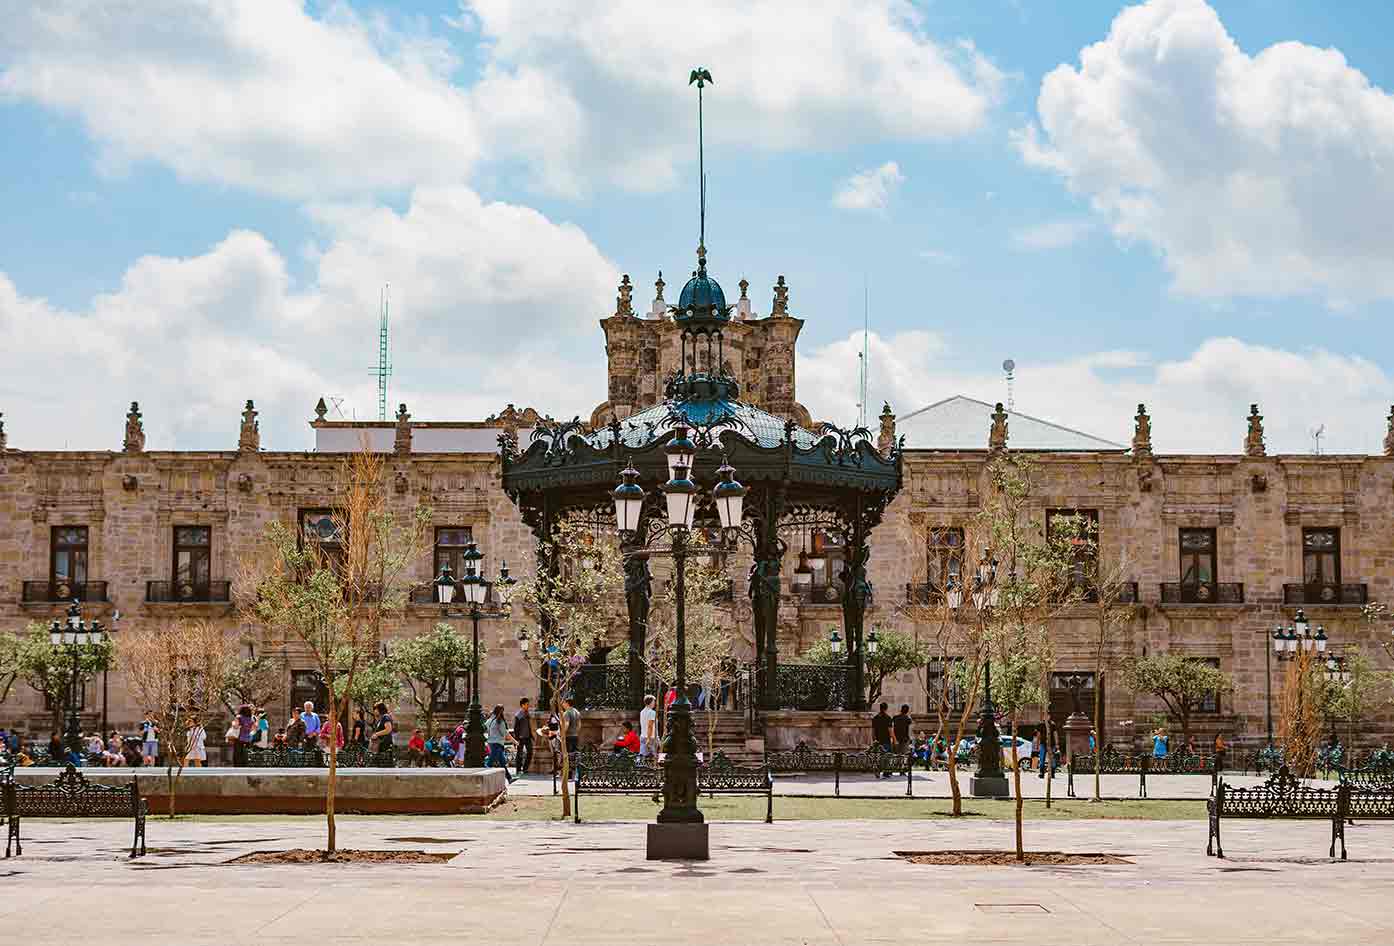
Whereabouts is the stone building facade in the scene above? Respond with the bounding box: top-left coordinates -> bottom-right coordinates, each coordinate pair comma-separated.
3,274 -> 1394,751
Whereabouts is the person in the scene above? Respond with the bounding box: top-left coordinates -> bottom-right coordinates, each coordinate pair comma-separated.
539,712 -> 561,773
371,701 -> 394,757
449,722 -> 467,766
351,710 -> 368,748
639,694 -> 658,760
1214,731 -> 1228,773
407,728 -> 426,766
561,698 -> 581,756
1038,728 -> 1052,779
141,711 -> 159,764
223,718 -> 239,764
47,733 -> 62,762
185,718 -> 207,767
1031,730 -> 1043,778
484,704 -> 517,783
236,704 -> 256,765
717,675 -> 731,711
301,702 -> 321,750
255,709 -> 271,749
611,720 -> 640,755
272,727 -> 288,749
103,732 -> 125,766
871,703 -> 893,777
285,710 -> 306,748
1089,728 -> 1097,753
664,687 -> 677,712
318,716 -> 345,752
513,697 -> 535,777
1152,728 -> 1168,760
892,704 -> 913,756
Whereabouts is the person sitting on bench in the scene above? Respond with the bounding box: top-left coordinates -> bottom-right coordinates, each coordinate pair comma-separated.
611,721 -> 640,756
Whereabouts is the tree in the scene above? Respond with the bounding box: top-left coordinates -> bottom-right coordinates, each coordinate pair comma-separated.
218,649 -> 280,718
1121,653 -> 1231,750
338,657 -> 402,720
988,621 -> 1051,860
239,446 -> 430,854
13,621 -> 114,736
118,619 -> 237,817
802,625 -> 929,706
1277,645 -> 1323,778
1318,651 -> 1388,756
391,622 -> 480,741
0,632 -> 19,705
511,516 -> 624,819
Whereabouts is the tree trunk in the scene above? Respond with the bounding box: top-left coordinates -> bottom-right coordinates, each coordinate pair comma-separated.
1011,716 -> 1023,861
1043,705 -> 1054,810
1092,673 -> 1103,802
557,696 -> 571,819
326,710 -> 337,855
166,763 -> 177,819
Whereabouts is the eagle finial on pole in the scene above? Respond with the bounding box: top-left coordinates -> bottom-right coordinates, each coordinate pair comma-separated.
689,68 -> 714,270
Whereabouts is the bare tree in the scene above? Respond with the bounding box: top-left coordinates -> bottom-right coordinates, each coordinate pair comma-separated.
118,618 -> 238,817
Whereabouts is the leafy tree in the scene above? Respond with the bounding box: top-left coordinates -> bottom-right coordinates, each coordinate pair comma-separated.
0,632 -> 19,705
337,657 -> 402,719
391,622 -> 480,740
13,621 -> 114,736
801,625 -> 930,706
118,619 -> 237,817
1121,653 -> 1231,750
218,649 -> 280,718
988,621 -> 1052,858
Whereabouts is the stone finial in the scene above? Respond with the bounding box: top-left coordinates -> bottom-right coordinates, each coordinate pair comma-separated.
1244,403 -> 1266,457
771,275 -> 789,316
394,403 -> 412,455
617,274 -> 634,317
1132,403 -> 1152,458
314,397 -> 328,423
123,401 -> 145,452
989,402 -> 1009,454
649,271 -> 667,319
238,399 -> 260,452
1385,405 -> 1394,457
737,277 -> 752,320
739,278 -> 749,300
877,402 -> 896,454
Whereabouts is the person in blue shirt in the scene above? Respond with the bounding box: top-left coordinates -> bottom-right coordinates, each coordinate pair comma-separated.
1152,728 -> 1168,759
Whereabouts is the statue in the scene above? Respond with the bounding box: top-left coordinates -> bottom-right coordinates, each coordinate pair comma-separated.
877,402 -> 896,454
1244,404 -> 1266,457
617,274 -> 634,317
1132,403 -> 1152,458
1385,405 -> 1394,457
771,275 -> 789,316
394,403 -> 412,455
123,401 -> 145,453
238,399 -> 260,452
988,402 -> 1008,454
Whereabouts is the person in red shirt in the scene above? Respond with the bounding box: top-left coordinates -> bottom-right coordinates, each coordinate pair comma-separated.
407,729 -> 426,767
611,721 -> 640,755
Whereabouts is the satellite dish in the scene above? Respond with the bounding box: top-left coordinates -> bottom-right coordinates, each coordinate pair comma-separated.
1002,359 -> 1015,373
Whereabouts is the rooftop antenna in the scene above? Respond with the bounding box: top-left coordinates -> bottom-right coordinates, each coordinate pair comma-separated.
371,284 -> 392,421
1311,424 -> 1325,455
857,278 -> 869,427
327,396 -> 348,420
1002,359 -> 1016,413
689,67 -> 714,270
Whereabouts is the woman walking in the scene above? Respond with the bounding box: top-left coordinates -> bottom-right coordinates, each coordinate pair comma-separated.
484,704 -> 517,784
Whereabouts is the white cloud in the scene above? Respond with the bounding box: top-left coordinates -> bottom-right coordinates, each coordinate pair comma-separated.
1016,0 -> 1394,303
1010,218 -> 1093,250
0,0 -> 480,198
798,331 -> 1393,454
465,0 -> 1004,196
833,161 -> 905,212
0,187 -> 615,450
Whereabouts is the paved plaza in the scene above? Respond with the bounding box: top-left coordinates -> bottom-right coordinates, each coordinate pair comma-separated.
3,809 -> 1391,946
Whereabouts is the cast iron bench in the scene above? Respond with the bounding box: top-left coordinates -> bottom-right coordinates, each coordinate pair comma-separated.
573,753 -> 772,824
3,764 -> 147,859
1338,759 -> 1394,789
1207,765 -> 1346,860
1069,748 -> 1217,798
765,742 -> 915,797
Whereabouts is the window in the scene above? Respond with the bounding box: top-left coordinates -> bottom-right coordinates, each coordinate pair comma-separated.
51,526 -> 89,586
434,527 -> 474,578
1195,658 -> 1222,714
431,671 -> 472,713
927,528 -> 964,596
1302,528 -> 1340,586
925,658 -> 965,715
300,509 -> 346,569
1046,509 -> 1099,591
289,670 -> 328,714
173,526 -> 212,596
1179,528 -> 1216,586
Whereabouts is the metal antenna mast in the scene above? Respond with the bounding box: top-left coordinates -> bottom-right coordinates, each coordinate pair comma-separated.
374,284 -> 392,421
858,279 -> 869,428
689,67 -> 714,265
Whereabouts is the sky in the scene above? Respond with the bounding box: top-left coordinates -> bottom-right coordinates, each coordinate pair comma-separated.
3,0 -> 1394,455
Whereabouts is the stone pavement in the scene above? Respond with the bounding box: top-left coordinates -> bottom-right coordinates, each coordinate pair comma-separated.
3,813 -> 1391,945
507,768 -> 1292,799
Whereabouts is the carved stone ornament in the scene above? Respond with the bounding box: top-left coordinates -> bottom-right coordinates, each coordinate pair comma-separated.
1385,404 -> 1393,457
394,403 -> 412,455
771,275 -> 789,316
1137,466 -> 1154,493
236,473 -> 254,493
314,397 -> 328,422
123,401 -> 145,453
617,274 -> 634,317
238,399 -> 260,452
1251,472 -> 1268,493
121,474 -> 138,491
394,470 -> 409,494
1132,403 -> 1152,458
988,402 -> 1009,454
1244,403 -> 1266,457
877,402 -> 896,454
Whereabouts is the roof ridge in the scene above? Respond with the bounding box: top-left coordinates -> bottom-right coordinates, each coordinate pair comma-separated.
897,393 -> 1127,450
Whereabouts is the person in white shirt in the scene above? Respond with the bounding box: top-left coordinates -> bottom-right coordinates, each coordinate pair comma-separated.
185,718 -> 207,767
638,694 -> 658,759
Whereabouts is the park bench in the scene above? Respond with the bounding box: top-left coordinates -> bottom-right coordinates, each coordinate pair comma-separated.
765,742 -> 915,797
1068,748 -> 1217,798
3,764 -> 147,859
573,753 -> 773,824
1338,757 -> 1394,789
1207,765 -> 1347,860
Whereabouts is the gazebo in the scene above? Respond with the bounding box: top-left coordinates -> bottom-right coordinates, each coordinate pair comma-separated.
500,242 -> 903,714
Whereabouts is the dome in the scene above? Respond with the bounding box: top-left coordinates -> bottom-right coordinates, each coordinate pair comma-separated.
676,269 -> 728,319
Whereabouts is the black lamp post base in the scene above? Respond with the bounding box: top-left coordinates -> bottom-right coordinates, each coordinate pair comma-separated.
464,703 -> 486,769
647,822 -> 709,860
970,775 -> 1010,798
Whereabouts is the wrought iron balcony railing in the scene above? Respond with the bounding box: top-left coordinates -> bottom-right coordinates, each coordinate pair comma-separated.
1160,581 -> 1244,605
145,580 -> 232,603
1283,583 -> 1367,606
22,580 -> 109,603
769,663 -> 850,711
793,582 -> 843,605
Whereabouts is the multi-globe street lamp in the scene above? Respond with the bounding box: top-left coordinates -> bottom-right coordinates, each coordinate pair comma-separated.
48,600 -> 111,753
436,541 -> 513,768
965,553 -> 1008,796
1264,608 -> 1328,745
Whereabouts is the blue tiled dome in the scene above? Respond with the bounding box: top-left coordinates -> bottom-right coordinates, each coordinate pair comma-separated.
676,269 -> 727,317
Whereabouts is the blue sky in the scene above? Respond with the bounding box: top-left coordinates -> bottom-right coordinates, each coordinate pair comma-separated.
3,0 -> 1393,454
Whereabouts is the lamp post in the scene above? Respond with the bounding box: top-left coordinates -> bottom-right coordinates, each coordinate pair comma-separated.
612,434 -> 746,833
964,553 -> 1008,797
49,600 -> 110,754
1266,608 -> 1328,746
437,545 -> 513,768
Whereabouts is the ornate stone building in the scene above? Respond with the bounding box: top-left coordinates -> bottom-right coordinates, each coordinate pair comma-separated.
3,273 -> 1394,750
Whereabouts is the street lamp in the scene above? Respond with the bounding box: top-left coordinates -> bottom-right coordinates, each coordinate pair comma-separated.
965,553 -> 1007,797
440,544 -> 513,767
49,600 -> 111,754
1265,608 -> 1332,746
613,440 -> 745,827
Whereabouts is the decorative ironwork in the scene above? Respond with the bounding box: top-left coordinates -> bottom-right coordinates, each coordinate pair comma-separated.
765,742 -> 838,773
1161,581 -> 1244,604
1283,583 -> 1367,605
1207,765 -> 1349,859
816,421 -> 875,466
4,763 -> 146,858
530,416 -> 588,466
569,664 -> 665,711
769,664 -> 849,711
145,580 -> 231,603
572,757 -> 773,823
243,745 -> 396,767
1339,756 -> 1394,788
21,580 -> 109,603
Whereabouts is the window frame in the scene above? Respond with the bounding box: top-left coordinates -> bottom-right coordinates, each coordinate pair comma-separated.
50,525 -> 90,586
1045,508 -> 1100,590
172,525 -> 212,595
1302,527 -> 1341,586
926,527 -> 965,596
1195,657 -> 1222,715
925,657 -> 966,715
1178,527 -> 1217,586
431,670 -> 473,713
433,526 -> 475,579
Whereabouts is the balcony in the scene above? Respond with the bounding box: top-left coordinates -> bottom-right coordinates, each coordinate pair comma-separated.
145,580 -> 232,603
793,582 -> 842,605
22,580 -> 109,603
1283,583 -> 1368,606
1160,582 -> 1244,605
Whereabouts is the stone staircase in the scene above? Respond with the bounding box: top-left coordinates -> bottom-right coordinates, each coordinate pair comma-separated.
689,712 -> 763,764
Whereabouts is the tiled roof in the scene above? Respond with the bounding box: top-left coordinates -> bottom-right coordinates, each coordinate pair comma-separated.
897,396 -> 1126,452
